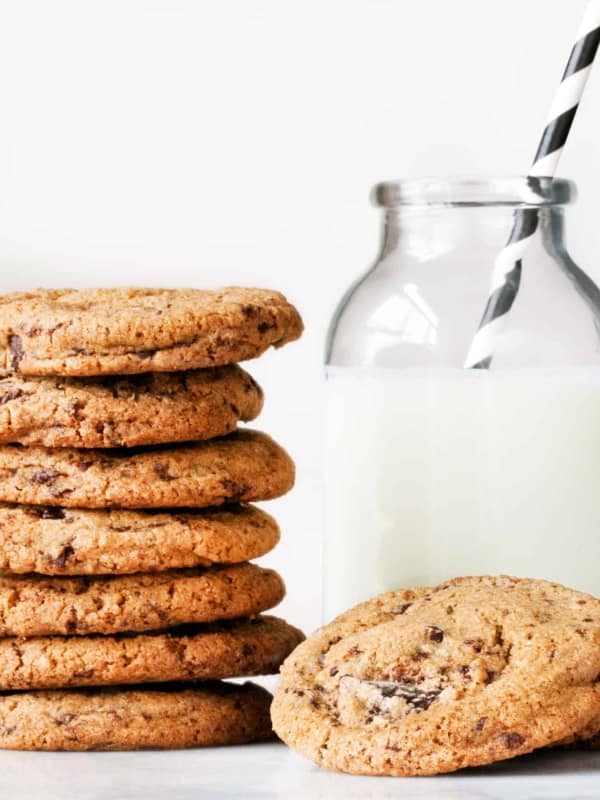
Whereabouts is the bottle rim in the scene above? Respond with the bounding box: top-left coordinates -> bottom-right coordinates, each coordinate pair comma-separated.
371,176 -> 575,208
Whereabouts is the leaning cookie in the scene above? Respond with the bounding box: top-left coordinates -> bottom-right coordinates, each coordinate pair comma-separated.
0,681 -> 274,750
271,575 -> 600,777
0,366 -> 263,448
0,429 -> 294,508
0,616 -> 305,690
0,286 -> 303,376
0,503 -> 279,574
0,563 -> 285,636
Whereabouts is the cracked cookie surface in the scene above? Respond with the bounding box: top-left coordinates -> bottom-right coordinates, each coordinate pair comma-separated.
0,681 -> 274,750
271,575 -> 600,776
0,615 -> 304,690
0,429 -> 295,508
0,366 -> 263,448
0,562 -> 285,636
0,286 -> 303,376
0,502 -> 279,575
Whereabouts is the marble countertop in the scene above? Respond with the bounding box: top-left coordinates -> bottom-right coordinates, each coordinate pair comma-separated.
1,742 -> 600,799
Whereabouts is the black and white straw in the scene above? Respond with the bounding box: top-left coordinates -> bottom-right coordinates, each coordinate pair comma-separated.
465,0 -> 600,369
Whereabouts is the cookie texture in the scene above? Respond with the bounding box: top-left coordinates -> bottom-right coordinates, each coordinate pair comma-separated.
0,563 -> 285,636
0,615 -> 304,690
0,286 -> 303,376
0,502 -> 279,575
0,366 -> 263,448
271,575 -> 600,777
0,429 -> 294,508
0,681 -> 274,750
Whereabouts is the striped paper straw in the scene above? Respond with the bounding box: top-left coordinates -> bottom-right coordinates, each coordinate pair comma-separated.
465,0 -> 600,370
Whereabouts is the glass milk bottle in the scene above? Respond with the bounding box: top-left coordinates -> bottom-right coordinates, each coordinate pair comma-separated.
324,177 -> 600,620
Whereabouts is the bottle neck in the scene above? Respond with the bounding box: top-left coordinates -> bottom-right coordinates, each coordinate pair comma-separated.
379,206 -> 568,261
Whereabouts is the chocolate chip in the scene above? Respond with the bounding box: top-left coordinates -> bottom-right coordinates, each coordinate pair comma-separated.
494,626 -> 504,647
458,664 -> 471,679
258,321 -> 275,334
363,680 -> 441,711
329,667 -> 339,677
8,335 -> 24,371
241,305 -> 256,318
154,463 -> 176,481
0,389 -> 23,405
242,643 -> 255,657
503,732 -> 525,749
72,668 -> 94,679
55,713 -> 76,726
29,506 -> 66,520
474,717 -> 487,732
220,478 -> 248,500
51,544 -> 74,569
391,603 -> 413,615
426,625 -> 444,643
30,468 -> 62,485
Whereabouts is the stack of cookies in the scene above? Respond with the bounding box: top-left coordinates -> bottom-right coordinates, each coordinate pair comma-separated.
0,286 -> 304,751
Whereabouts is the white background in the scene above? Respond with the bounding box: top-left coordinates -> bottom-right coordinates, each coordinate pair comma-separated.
0,0 -> 599,634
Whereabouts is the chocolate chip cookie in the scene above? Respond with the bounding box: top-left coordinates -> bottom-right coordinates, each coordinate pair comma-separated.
0,615 -> 304,690
0,502 -> 279,574
0,563 -> 285,636
272,575 -> 600,776
0,681 -> 274,750
0,429 -> 295,508
0,286 -> 303,376
0,366 -> 263,448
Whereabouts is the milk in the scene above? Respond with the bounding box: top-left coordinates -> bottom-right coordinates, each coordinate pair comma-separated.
324,366 -> 600,619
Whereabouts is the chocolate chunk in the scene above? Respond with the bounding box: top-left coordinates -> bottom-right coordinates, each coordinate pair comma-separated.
219,478 -> 248,499
8,335 -> 24,371
31,506 -> 66,520
363,680 -> 441,711
30,468 -> 62,485
503,732 -> 525,749
391,603 -> 413,615
0,389 -> 23,405
154,463 -> 176,481
72,668 -> 94,679
55,713 -> 76,726
426,625 -> 444,643
51,544 -> 75,569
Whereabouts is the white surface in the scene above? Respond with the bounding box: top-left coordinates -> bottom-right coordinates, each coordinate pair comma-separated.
0,743 -> 599,799
0,0 -> 599,634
